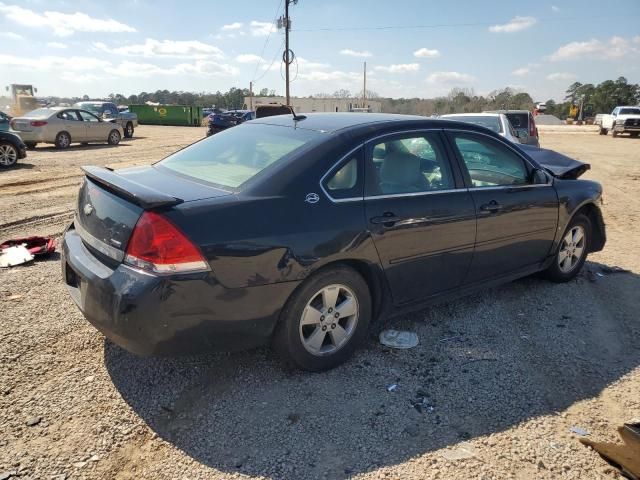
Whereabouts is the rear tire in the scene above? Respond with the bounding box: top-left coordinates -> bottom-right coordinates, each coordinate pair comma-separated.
55,132 -> 71,149
124,122 -> 134,138
544,214 -> 591,282
273,265 -> 371,371
598,127 -> 607,135
108,129 -> 121,145
0,142 -> 18,167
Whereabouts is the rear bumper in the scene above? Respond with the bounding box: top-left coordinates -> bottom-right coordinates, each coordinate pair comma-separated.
11,130 -> 49,143
61,226 -> 299,356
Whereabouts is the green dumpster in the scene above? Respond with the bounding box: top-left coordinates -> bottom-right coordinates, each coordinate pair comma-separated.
129,105 -> 203,126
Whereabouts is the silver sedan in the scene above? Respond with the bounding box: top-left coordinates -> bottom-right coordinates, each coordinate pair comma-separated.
10,107 -> 124,149
441,113 -> 523,144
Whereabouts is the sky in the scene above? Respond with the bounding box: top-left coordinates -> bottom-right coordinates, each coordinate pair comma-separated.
1,0 -> 639,102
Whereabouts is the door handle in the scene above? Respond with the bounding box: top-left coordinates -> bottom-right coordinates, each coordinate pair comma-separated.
370,212 -> 401,226
479,200 -> 502,213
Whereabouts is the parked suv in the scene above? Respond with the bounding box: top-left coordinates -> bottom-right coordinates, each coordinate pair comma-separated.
484,110 -> 539,147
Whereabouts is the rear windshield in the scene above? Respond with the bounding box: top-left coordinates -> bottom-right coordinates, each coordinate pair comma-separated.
23,108 -> 52,118
447,116 -> 502,133
505,113 -> 529,130
619,108 -> 640,115
158,123 -> 321,189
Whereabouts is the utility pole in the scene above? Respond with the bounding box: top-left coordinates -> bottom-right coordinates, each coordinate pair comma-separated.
249,81 -> 253,110
363,61 -> 367,109
280,0 -> 297,106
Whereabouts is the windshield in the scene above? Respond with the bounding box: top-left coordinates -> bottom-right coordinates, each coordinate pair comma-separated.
447,116 -> 502,133
75,103 -> 102,114
158,123 -> 322,189
619,108 -> 640,115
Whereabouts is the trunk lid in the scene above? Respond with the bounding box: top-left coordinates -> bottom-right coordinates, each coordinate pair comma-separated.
518,144 -> 590,179
75,165 -> 231,263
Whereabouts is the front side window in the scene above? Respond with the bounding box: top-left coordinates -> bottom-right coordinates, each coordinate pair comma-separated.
367,133 -> 454,196
78,111 -> 100,122
158,123 -> 321,189
452,133 -> 529,187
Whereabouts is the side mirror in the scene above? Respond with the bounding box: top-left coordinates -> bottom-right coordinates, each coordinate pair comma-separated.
531,169 -> 549,185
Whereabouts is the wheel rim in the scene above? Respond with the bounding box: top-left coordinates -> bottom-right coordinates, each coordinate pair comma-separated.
0,145 -> 18,166
110,131 -> 120,143
59,134 -> 69,147
127,124 -> 133,136
299,284 -> 359,356
558,225 -> 586,273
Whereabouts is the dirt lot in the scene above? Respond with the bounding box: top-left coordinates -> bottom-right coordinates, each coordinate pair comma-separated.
1,125 -> 639,480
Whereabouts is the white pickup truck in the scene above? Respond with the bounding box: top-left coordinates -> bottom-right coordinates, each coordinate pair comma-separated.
598,106 -> 640,137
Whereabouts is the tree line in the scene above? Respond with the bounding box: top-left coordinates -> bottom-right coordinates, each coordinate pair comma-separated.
3,77 -> 637,118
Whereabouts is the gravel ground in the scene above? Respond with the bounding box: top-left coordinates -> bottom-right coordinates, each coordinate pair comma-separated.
1,126 -> 639,480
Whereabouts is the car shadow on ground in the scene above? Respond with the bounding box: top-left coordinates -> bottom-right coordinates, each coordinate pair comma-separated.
32,144 -> 130,152
0,162 -> 35,171
105,260 -> 640,479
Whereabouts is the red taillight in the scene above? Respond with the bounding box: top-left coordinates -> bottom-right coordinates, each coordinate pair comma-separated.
31,120 -> 48,127
124,211 -> 209,274
529,115 -> 537,138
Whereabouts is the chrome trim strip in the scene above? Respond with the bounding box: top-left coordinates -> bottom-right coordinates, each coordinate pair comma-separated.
364,188 -> 463,201
467,184 -> 552,191
363,128 -> 442,145
319,143 -> 365,204
74,217 -> 124,262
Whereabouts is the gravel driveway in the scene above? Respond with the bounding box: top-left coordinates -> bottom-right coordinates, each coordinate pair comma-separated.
1,126 -> 639,479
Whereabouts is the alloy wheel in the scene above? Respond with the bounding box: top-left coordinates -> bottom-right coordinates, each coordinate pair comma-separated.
0,144 -> 18,166
299,284 -> 359,356
558,225 -> 586,273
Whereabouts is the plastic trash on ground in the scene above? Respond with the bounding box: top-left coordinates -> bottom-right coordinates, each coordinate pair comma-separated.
379,329 -> 419,349
0,246 -> 34,268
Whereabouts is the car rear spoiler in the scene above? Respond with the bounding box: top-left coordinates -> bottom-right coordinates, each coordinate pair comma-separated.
518,144 -> 590,180
82,166 -> 183,209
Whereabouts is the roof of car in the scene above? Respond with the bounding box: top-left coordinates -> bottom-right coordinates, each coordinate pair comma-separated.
250,112 -> 433,133
484,110 -> 531,114
442,113 -> 504,118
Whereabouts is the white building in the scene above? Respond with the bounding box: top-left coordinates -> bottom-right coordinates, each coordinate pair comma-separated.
244,96 -> 382,114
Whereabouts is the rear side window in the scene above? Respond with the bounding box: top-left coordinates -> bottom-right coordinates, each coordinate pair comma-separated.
57,110 -> 80,121
452,133 -> 529,187
323,148 -> 362,200
158,123 -> 321,189
506,113 -> 529,131
367,133 -> 454,196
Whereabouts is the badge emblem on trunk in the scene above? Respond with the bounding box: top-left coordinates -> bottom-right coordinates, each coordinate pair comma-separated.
83,203 -> 94,216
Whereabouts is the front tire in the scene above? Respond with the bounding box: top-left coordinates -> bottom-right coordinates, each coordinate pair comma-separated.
108,129 -> 121,145
598,127 -> 607,135
631,132 -> 639,137
0,142 -> 18,167
55,132 -> 71,149
544,214 -> 591,282
124,122 -> 134,138
274,266 -> 371,371
611,129 -> 618,138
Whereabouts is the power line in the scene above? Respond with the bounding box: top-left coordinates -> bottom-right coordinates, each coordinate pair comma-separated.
252,38 -> 285,85
292,14 -> 640,32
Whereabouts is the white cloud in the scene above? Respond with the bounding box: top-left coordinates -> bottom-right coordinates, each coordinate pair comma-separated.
339,49 -> 372,58
0,31 -> 22,39
413,47 -> 440,58
235,54 -> 263,64
489,16 -> 536,33
0,3 -> 135,37
546,72 -> 576,81
427,71 -> 475,84
548,36 -> 639,61
297,57 -> 330,70
250,20 -> 276,36
512,67 -> 530,76
221,22 -> 243,31
551,5 -> 560,12
0,54 -> 111,71
375,63 -> 420,73
93,39 -> 224,59
298,70 -> 360,82
47,42 -> 68,49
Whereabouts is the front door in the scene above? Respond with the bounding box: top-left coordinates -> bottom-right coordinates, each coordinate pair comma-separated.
364,131 -> 476,305
77,110 -> 104,141
446,131 -> 558,283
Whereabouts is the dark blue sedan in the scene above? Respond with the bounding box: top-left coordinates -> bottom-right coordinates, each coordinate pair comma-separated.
61,113 -> 605,371
206,109 -> 255,136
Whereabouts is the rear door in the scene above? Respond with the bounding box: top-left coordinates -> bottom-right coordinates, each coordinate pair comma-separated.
364,130 -> 476,305
446,130 -> 558,283
57,110 -> 86,142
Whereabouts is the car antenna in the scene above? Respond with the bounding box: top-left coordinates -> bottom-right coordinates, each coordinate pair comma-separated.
290,107 -> 306,121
